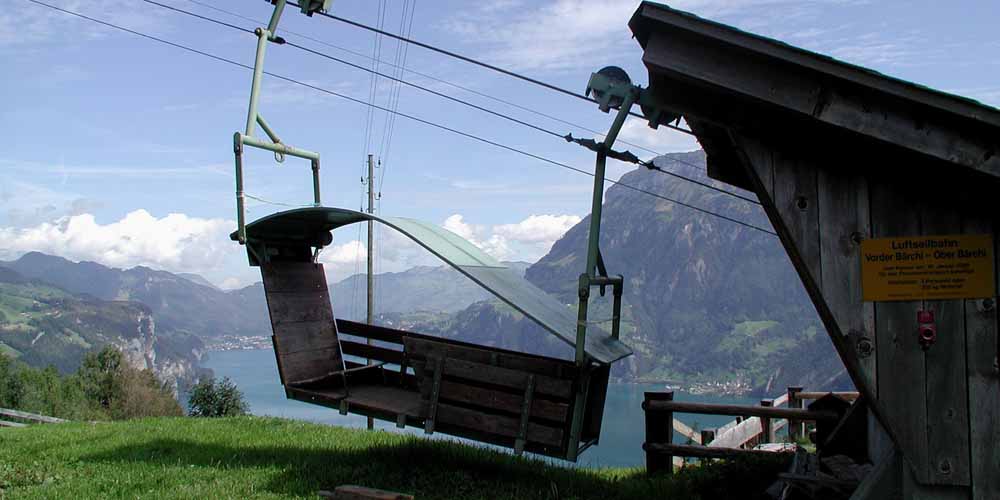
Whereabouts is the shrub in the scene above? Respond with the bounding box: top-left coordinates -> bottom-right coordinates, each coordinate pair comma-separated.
0,354 -> 103,420
112,367 -> 183,419
76,345 -> 182,419
77,346 -> 124,409
187,377 -> 249,417
1,346 -> 182,421
0,353 -> 23,408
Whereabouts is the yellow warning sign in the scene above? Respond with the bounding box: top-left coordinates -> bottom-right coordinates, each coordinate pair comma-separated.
861,234 -> 995,301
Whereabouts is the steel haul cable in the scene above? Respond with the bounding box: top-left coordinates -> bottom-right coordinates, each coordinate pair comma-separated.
22,0 -> 776,237
178,0 -> 680,161
283,1 -> 697,137
142,0 -> 760,205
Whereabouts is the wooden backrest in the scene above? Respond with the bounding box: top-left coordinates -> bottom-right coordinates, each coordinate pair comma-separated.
403,337 -> 576,450
261,262 -> 343,386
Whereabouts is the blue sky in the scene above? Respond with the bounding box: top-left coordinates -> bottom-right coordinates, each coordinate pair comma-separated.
2,0 -> 998,289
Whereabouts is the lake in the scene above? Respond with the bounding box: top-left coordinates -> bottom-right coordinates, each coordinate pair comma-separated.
203,349 -> 757,468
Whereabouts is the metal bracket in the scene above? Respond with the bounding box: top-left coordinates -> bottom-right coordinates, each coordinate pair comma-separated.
232,0 -> 324,244
572,74 -> 636,366
514,374 -> 536,455
585,67 -> 678,130
424,356 -> 444,434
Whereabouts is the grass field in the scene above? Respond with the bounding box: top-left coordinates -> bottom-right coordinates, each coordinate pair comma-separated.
0,417 -> 788,499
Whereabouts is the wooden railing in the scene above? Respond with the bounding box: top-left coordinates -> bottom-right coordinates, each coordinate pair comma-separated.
642,388 -> 859,474
0,408 -> 68,427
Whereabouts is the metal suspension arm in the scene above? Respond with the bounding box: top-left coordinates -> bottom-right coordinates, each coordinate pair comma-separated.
574,88 -> 636,364
232,0 -> 325,244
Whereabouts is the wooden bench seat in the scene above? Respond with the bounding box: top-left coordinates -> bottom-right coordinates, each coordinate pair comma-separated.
288,383 -> 424,418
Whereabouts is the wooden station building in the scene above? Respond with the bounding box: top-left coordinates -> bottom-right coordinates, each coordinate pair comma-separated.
630,3 -> 999,498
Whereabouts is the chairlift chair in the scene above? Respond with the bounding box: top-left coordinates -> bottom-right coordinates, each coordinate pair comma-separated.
229,0 -> 645,461
231,208 -> 631,460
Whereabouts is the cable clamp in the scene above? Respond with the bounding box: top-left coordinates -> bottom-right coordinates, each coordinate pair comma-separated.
564,133 -> 642,165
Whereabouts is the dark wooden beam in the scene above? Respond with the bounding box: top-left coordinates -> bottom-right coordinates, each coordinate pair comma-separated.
644,442 -> 794,460
643,400 -> 840,421
632,3 -> 1000,179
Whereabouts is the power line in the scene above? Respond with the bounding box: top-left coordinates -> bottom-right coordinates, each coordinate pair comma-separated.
141,0 -> 758,205
175,0 -> 714,177
361,0 -> 385,173
23,0 -> 775,237
285,36 -> 759,204
376,0 -> 417,195
183,0 -> 690,165
283,1 -> 698,137
283,40 -> 566,139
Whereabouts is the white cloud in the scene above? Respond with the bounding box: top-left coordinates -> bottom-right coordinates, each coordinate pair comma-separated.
444,0 -> 639,72
0,209 -> 235,275
443,0 -> 861,72
442,214 -> 480,241
441,213 -> 581,262
493,214 -> 581,244
618,118 -> 701,155
1,0 -> 175,49
0,209 -> 582,290
219,277 -> 244,290
319,240 -> 367,265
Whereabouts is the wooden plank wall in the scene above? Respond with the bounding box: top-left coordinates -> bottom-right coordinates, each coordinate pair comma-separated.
733,134 -> 998,498
964,215 -> 1000,499
262,263 -> 343,386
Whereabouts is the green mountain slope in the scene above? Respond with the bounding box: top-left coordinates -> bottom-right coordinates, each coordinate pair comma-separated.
3,252 -> 271,339
425,151 -> 847,394
0,266 -> 204,388
330,262 -> 530,319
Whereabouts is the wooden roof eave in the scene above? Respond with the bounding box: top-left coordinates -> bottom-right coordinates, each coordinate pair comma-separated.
628,2 -> 1000,183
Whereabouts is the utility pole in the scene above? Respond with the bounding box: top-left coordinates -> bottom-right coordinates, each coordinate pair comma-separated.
365,153 -> 375,431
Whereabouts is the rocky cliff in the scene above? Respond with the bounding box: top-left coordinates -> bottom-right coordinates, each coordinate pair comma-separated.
0,266 -> 206,392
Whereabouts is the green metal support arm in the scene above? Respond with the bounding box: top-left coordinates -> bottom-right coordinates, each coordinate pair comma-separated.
574,87 -> 636,364
566,76 -> 639,462
232,0 -> 325,244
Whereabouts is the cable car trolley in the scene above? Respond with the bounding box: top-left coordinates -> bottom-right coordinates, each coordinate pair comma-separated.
230,0 -> 644,461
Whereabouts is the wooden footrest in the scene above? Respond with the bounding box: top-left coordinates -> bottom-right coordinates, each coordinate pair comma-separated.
319,485 -> 414,500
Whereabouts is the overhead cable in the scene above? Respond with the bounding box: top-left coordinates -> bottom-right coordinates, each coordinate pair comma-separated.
179,0 -> 687,163
24,0 -> 775,236
283,1 -> 698,138
142,0 -> 758,205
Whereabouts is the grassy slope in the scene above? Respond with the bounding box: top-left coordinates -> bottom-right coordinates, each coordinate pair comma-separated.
0,417 -> 787,500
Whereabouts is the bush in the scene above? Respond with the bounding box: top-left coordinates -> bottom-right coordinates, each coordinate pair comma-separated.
77,346 -> 124,409
0,354 -> 104,420
0,353 -> 23,407
187,377 -> 249,417
113,367 -> 183,419
0,346 -> 182,421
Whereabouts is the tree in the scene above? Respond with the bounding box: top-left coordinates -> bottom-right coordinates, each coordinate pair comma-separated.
113,367 -> 183,419
187,377 -> 249,417
78,345 -> 124,409
77,345 -> 182,419
0,353 -> 23,408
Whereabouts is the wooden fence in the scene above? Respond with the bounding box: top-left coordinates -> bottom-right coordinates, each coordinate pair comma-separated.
0,408 -> 68,428
642,388 -> 858,474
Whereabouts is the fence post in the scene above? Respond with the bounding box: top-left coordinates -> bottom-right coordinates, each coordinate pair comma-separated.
760,399 -> 774,444
643,391 -> 674,475
787,386 -> 802,442
700,428 -> 715,446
